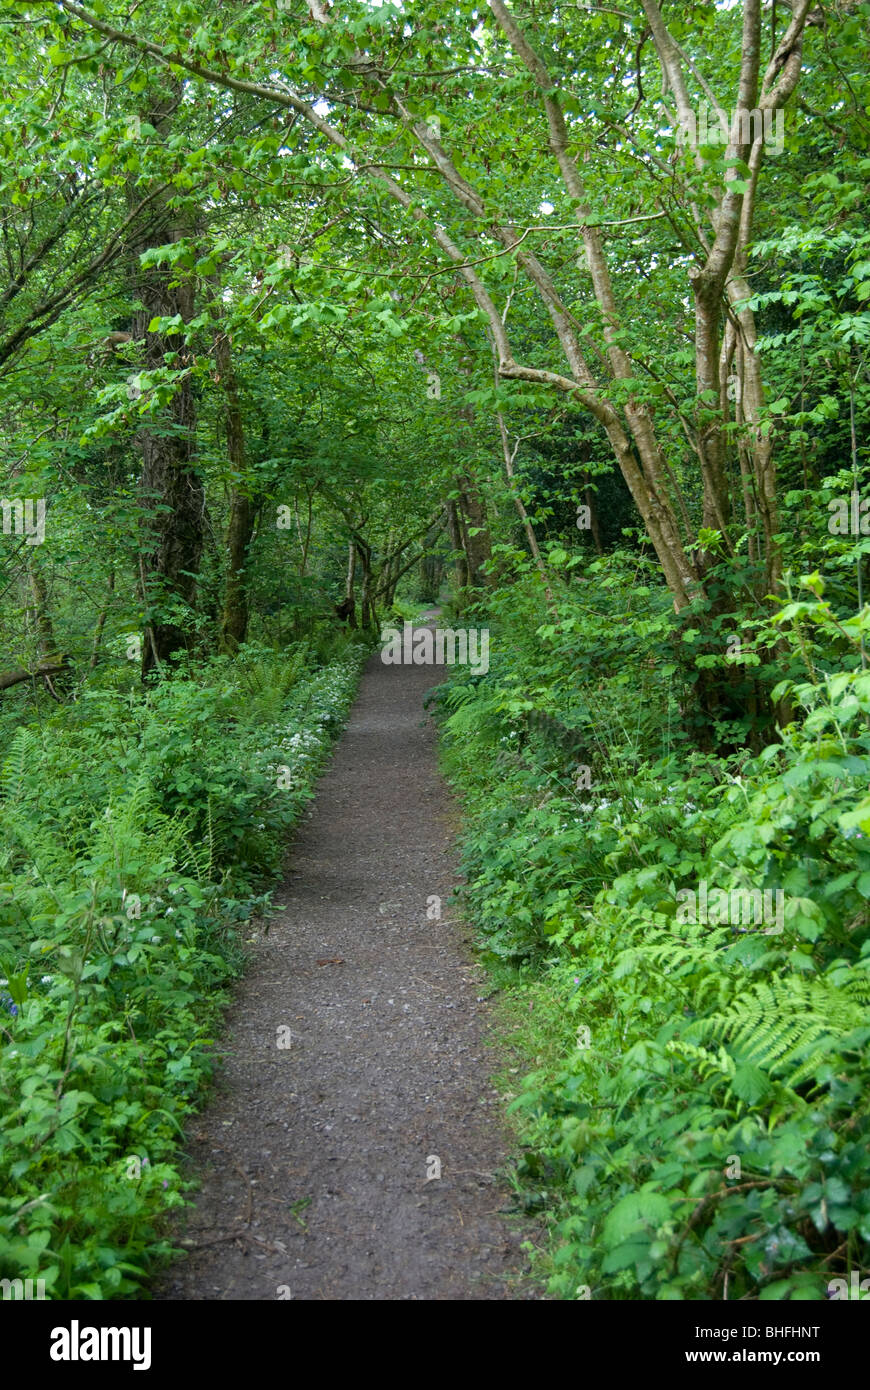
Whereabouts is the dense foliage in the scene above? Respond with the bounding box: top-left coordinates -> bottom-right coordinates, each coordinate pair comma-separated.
436,574 -> 870,1300
1,0 -> 868,1301
0,637 -> 366,1296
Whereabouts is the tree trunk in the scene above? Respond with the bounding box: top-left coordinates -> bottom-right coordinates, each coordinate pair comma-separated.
26,555 -> 71,699
584,483 -> 604,557
89,567 -> 115,669
355,539 -> 376,630
456,474 -> 492,588
445,497 -> 469,598
213,315 -> 255,653
342,540 -> 358,627
496,406 -> 556,612
27,556 -> 60,667
130,84 -> 204,678
220,487 -> 254,653
419,545 -> 443,604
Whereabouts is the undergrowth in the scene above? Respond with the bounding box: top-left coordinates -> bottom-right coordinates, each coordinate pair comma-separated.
0,636 -> 367,1298
435,559 -> 870,1301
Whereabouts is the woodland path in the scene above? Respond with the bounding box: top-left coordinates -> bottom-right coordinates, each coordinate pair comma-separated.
156,618 -> 538,1300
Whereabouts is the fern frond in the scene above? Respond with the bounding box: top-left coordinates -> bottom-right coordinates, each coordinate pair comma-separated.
685,972 -> 870,1084
179,799 -> 215,884
0,727 -> 37,803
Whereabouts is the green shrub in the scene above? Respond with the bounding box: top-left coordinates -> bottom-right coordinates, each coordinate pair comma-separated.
0,640 -> 366,1297
437,572 -> 870,1300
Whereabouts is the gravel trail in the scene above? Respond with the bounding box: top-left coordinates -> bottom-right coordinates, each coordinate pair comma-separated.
157,623 -> 537,1301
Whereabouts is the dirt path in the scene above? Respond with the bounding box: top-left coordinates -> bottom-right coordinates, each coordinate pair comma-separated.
157,622 -> 537,1300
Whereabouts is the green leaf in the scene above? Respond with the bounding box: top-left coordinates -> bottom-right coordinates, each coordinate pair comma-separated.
603,1191 -> 672,1247
731,1064 -> 770,1105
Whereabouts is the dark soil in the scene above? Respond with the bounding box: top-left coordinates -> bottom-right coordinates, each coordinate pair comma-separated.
156,620 -> 540,1300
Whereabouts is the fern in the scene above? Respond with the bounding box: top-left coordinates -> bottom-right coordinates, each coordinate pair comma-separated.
0,800 -> 63,878
180,797 -> 215,884
683,971 -> 870,1088
0,727 -> 37,804
620,924 -> 732,978
236,643 -> 313,722
442,683 -> 504,742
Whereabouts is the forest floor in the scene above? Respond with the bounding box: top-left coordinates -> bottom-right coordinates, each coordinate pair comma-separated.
155,617 -> 540,1300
